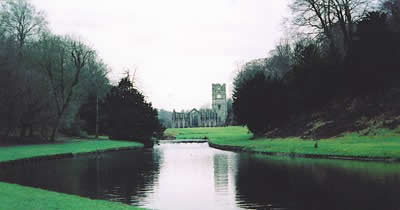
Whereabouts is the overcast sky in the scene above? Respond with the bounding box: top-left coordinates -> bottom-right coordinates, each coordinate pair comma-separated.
30,0 -> 290,111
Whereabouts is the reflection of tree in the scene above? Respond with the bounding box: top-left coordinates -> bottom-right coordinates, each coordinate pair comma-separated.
83,149 -> 162,205
235,155 -> 400,210
0,149 -> 161,206
213,154 -> 229,192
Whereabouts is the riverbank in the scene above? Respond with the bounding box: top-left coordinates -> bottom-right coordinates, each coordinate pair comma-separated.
0,139 -> 143,164
0,182 -> 145,210
0,139 -> 145,209
165,127 -> 400,161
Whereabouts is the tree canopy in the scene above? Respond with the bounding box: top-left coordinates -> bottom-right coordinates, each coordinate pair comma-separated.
0,0 -> 162,144
103,75 -> 164,146
233,0 -> 400,136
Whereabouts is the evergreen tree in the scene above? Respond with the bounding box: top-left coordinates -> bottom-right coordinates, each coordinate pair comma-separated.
103,75 -> 164,146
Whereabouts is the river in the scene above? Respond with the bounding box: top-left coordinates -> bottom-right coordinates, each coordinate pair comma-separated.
1,142 -> 400,210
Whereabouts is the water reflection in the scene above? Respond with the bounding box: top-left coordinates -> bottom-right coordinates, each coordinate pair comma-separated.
214,154 -> 229,192
0,149 -> 161,206
143,143 -> 239,210
235,155 -> 400,210
1,143 -> 400,210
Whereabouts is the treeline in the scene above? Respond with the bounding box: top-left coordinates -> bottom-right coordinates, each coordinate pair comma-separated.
0,0 -> 162,144
233,0 -> 400,136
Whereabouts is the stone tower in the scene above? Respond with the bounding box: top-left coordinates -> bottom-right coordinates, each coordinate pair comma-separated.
212,84 -> 227,126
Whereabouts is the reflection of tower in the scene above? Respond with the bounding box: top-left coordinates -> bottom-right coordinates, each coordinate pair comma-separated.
212,84 -> 227,126
213,154 -> 229,193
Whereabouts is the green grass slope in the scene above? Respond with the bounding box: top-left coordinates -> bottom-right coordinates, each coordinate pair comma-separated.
0,139 -> 145,210
0,140 -> 143,162
166,126 -> 400,159
0,182 -> 144,210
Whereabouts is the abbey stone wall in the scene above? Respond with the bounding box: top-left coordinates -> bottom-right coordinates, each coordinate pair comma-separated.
171,83 -> 228,128
212,84 -> 227,126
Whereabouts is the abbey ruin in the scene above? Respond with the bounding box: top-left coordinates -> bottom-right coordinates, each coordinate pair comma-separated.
172,84 -> 227,128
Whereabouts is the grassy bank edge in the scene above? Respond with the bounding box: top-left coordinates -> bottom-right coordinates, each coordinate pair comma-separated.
0,182 -> 145,210
0,139 -> 146,210
166,127 -> 400,161
208,141 -> 400,162
0,140 -> 144,163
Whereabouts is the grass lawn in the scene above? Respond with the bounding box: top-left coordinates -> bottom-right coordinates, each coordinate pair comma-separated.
0,139 -> 145,210
165,126 -> 250,140
0,139 -> 143,162
166,126 -> 400,159
0,182 -> 144,210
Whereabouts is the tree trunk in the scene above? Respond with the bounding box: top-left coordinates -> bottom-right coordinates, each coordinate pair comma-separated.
20,124 -> 27,138
29,125 -> 34,137
3,128 -> 11,141
95,94 -> 99,139
50,117 -> 61,142
40,125 -> 48,141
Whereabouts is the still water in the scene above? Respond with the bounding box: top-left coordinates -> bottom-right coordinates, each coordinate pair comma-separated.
1,142 -> 400,210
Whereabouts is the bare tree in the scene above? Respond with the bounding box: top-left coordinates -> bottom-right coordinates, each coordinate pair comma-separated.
38,34 -> 93,141
0,1 -> 112,143
0,37 -> 20,138
83,57 -> 110,138
0,0 -> 47,139
17,60 -> 52,138
266,41 -> 293,77
382,0 -> 400,31
0,0 -> 47,49
290,0 -> 371,54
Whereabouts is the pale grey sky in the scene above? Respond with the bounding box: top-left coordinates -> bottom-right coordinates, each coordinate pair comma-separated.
30,0 -> 290,111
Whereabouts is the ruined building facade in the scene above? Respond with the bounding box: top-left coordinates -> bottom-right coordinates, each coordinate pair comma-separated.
212,83 -> 227,125
172,84 -> 227,128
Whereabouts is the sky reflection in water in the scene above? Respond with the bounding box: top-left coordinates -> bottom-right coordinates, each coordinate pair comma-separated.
1,143 -> 400,210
